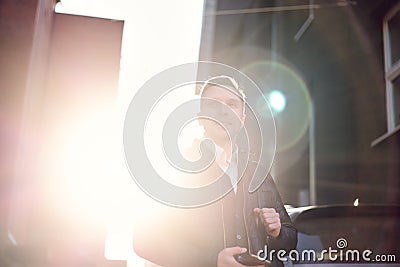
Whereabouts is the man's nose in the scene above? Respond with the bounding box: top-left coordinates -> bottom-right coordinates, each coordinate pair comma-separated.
211,103 -> 230,120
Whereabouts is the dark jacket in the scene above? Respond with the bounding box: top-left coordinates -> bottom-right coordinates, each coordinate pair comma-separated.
133,150 -> 297,267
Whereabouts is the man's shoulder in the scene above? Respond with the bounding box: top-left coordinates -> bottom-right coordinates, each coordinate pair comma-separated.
236,150 -> 277,192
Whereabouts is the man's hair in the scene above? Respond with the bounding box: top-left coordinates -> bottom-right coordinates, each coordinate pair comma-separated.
199,75 -> 246,115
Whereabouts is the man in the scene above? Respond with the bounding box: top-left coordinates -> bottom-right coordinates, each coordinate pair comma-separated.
133,76 -> 297,267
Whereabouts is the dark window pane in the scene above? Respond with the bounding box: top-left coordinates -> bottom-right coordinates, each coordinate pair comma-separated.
388,10 -> 400,66
393,75 -> 400,127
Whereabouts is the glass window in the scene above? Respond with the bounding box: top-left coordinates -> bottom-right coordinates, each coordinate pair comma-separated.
383,3 -> 400,132
393,75 -> 400,127
388,11 -> 400,66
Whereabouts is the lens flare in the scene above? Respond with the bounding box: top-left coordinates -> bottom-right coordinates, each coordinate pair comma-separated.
242,61 -> 312,153
268,90 -> 286,114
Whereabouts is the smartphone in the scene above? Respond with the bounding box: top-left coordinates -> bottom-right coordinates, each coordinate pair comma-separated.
235,253 -> 270,266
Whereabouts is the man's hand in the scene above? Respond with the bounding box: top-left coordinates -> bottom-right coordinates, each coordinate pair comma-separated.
254,208 -> 281,238
217,247 -> 264,267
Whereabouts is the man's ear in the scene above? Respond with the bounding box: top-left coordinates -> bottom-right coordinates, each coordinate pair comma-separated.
240,114 -> 246,128
197,112 -> 204,127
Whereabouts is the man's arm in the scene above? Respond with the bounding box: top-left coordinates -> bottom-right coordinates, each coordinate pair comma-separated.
256,175 -> 297,251
133,208 -> 219,267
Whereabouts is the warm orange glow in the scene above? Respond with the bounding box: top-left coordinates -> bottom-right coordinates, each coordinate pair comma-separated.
55,0 -> 205,264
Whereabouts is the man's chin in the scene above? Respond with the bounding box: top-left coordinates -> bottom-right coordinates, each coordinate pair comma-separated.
205,131 -> 233,145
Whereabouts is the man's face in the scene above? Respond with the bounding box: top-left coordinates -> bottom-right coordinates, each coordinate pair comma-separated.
198,85 -> 246,144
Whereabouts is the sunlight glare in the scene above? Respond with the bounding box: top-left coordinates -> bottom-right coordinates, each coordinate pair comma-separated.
56,0 -> 205,264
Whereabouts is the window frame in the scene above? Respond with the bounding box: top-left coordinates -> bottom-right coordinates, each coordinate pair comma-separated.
383,1 -> 400,131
